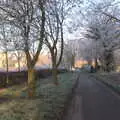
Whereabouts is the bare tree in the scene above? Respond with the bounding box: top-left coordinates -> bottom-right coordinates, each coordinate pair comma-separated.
84,13 -> 120,72
61,43 -> 74,70
44,0 -> 80,84
0,0 -> 46,97
44,0 -> 65,85
11,51 -> 24,72
9,26 -> 24,72
0,23 -> 13,84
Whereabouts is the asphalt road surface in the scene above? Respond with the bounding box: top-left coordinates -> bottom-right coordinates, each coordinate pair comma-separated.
63,73 -> 120,120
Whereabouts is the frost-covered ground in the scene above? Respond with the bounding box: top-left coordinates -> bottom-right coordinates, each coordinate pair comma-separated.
93,73 -> 120,93
0,72 -> 78,120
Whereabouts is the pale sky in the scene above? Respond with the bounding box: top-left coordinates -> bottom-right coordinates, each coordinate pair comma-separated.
64,0 -> 120,42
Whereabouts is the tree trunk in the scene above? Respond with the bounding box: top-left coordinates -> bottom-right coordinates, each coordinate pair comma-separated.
52,63 -> 58,85
104,50 -> 114,72
18,58 -> 20,72
5,51 -> 9,84
71,54 -> 75,69
94,58 -> 98,71
28,67 -> 36,98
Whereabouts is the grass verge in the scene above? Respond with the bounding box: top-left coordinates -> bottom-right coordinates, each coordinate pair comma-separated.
0,72 -> 78,120
92,73 -> 120,95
